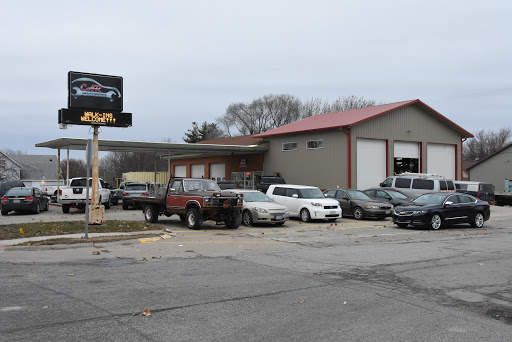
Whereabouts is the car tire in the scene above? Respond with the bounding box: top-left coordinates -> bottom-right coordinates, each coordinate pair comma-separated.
471,212 -> 484,228
430,214 -> 442,230
186,207 -> 202,230
104,200 -> 110,209
44,200 -> 49,211
62,204 -> 70,213
225,211 -> 242,229
122,204 -> 128,210
300,208 -> 311,223
396,223 -> 408,228
33,201 -> 41,214
1,211 -> 8,216
353,207 -> 364,220
242,210 -> 253,226
144,205 -> 158,223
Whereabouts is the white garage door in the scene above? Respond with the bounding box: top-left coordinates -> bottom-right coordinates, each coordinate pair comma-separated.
210,163 -> 225,181
357,138 -> 387,190
427,144 -> 455,179
394,141 -> 419,158
191,164 -> 205,178
174,165 -> 186,177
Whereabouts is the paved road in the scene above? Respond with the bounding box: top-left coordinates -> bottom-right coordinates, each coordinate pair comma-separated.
1,205 -> 512,341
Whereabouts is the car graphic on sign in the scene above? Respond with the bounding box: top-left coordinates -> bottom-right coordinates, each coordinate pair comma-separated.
71,77 -> 121,102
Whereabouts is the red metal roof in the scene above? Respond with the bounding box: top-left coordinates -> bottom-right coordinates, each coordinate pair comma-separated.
197,134 -> 263,145
253,99 -> 473,138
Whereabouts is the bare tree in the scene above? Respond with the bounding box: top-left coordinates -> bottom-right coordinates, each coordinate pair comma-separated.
218,94 -> 380,136
463,128 -> 512,161
0,164 -> 19,181
99,151 -> 168,185
60,159 -> 88,179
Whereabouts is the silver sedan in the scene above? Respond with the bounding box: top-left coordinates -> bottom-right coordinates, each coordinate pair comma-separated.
225,189 -> 289,226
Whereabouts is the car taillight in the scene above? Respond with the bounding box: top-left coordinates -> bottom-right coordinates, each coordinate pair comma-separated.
1,197 -> 8,202
123,192 -> 128,196
59,190 -> 62,195
142,192 -> 149,196
25,196 -> 34,201
476,193 -> 480,198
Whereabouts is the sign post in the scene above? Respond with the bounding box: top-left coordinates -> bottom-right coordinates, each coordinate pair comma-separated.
59,71 -> 132,229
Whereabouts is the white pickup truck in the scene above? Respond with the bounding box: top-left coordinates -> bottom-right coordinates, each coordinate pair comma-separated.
59,177 -> 111,213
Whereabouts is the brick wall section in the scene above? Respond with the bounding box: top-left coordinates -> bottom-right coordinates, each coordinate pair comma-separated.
170,153 -> 264,179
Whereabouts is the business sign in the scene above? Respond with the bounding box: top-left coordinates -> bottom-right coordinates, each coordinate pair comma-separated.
59,108 -> 132,128
68,71 -> 123,111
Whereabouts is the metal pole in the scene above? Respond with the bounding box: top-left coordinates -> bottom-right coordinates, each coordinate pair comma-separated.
85,139 -> 93,239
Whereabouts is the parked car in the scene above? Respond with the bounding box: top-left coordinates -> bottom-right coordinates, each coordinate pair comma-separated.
104,182 -> 120,205
266,184 -> 341,222
217,180 -> 239,190
362,188 -> 414,206
454,181 -> 495,203
324,188 -> 393,220
1,187 -> 49,215
122,182 -> 151,210
256,176 -> 286,193
225,189 -> 289,226
392,193 -> 490,229
0,180 -> 25,197
379,173 -> 455,198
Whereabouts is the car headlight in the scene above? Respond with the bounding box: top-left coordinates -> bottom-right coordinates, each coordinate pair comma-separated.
413,210 -> 427,214
366,205 -> 379,209
311,202 -> 322,207
254,207 -> 269,213
204,198 -> 211,206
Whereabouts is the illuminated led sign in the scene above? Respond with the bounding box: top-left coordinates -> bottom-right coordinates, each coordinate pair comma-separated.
68,71 -> 123,111
59,108 -> 132,128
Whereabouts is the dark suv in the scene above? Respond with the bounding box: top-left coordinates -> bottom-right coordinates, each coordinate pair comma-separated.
256,176 -> 285,193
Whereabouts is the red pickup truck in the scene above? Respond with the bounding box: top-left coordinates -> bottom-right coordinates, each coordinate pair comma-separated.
132,178 -> 243,230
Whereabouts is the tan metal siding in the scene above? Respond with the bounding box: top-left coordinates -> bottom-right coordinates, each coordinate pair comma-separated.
263,130 -> 348,189
351,105 -> 463,186
468,145 -> 512,191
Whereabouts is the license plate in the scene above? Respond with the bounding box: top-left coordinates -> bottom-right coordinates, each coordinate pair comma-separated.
13,199 -> 21,203
330,211 -> 336,215
275,215 -> 283,220
386,210 -> 391,214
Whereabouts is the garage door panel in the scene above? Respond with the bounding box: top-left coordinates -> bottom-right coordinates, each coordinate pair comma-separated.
427,144 -> 455,179
191,164 -> 205,178
394,141 -> 419,158
357,139 -> 386,190
174,165 -> 186,177
210,163 -> 225,181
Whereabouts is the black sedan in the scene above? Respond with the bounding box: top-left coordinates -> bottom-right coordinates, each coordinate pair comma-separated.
324,188 -> 393,220
363,188 -> 414,206
393,193 -> 490,229
1,187 -> 50,215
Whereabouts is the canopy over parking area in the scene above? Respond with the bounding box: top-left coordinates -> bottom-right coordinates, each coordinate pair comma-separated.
36,137 -> 268,159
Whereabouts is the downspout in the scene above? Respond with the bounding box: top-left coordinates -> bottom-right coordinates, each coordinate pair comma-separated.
461,137 -> 467,180
340,127 -> 351,188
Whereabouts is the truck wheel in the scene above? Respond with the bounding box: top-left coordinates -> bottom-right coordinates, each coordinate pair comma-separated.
186,207 -> 202,230
62,204 -> 70,213
104,199 -> 110,209
225,211 -> 242,229
144,205 -> 159,223
1,211 -> 8,216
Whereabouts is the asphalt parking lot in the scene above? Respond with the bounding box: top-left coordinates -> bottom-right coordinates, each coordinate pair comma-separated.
2,203 -> 512,341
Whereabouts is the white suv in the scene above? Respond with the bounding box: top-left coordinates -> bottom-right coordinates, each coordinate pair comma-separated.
266,184 -> 341,222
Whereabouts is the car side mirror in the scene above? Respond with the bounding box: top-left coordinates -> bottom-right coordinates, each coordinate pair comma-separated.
445,201 -> 453,206
292,194 -> 299,198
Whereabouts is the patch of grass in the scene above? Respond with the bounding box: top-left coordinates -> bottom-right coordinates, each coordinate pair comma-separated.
0,220 -> 164,240
16,233 -> 160,246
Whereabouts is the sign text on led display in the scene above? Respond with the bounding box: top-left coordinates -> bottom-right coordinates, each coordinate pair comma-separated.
59,108 -> 132,128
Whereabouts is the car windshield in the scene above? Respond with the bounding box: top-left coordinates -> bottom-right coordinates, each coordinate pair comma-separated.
183,179 -> 221,192
413,194 -> 446,205
299,188 -> 324,199
387,190 -> 408,199
6,188 -> 31,196
240,191 -> 273,202
346,190 -> 372,200
125,184 -> 147,191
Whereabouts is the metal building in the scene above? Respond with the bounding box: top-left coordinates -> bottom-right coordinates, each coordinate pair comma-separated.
466,143 -> 512,192
254,99 -> 473,190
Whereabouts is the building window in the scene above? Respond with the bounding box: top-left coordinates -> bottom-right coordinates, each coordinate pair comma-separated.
282,142 -> 298,151
0,160 -> 5,169
306,139 -> 324,149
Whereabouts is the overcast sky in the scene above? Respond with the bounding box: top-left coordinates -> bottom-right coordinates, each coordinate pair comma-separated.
1,0 -> 510,159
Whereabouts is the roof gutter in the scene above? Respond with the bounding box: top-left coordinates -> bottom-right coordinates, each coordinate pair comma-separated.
340,127 -> 351,188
